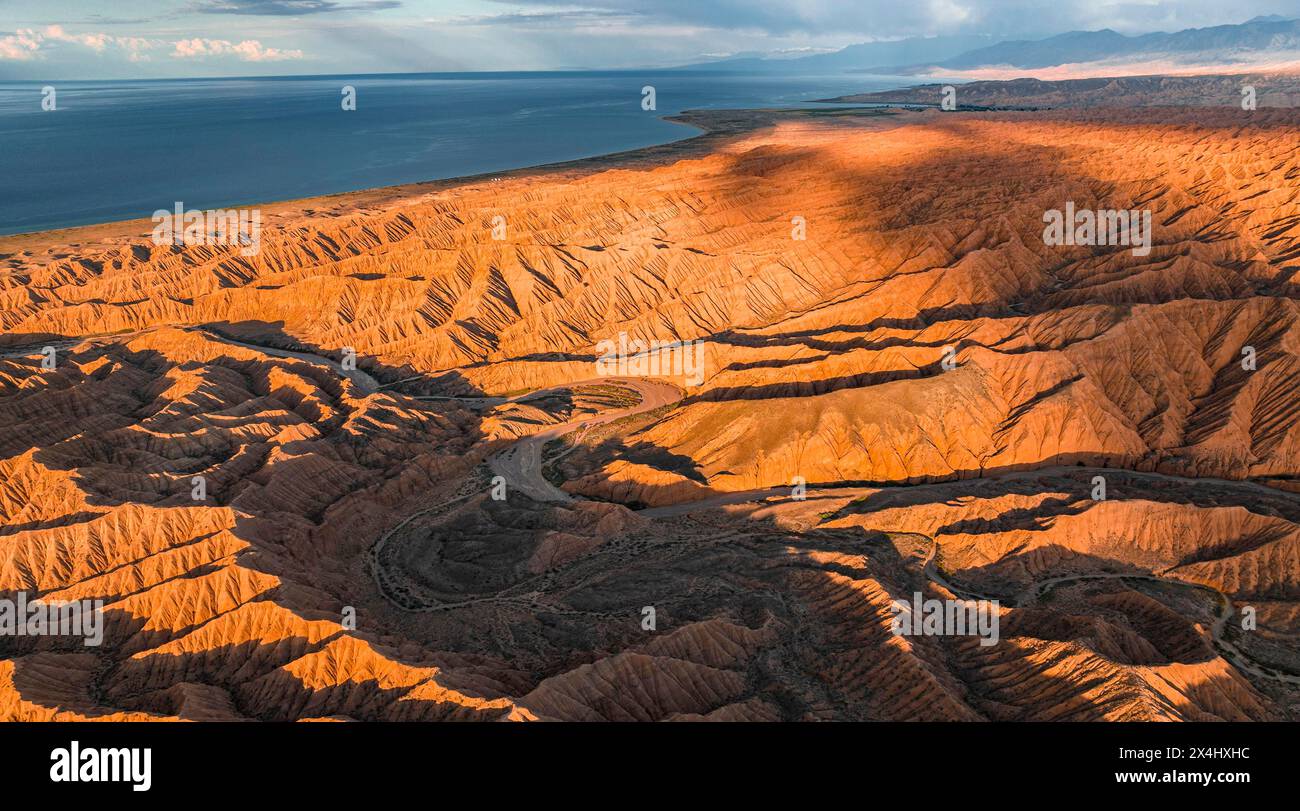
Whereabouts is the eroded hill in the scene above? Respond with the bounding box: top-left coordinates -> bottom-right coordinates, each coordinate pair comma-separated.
1,106 -> 1298,720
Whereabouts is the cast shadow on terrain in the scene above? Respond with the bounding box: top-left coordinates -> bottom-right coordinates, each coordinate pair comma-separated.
2,338 -> 1280,719
0,322 -> 534,720
548,472 -> 1268,719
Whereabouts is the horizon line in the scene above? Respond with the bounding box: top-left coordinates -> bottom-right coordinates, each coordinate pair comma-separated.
0,66 -> 792,84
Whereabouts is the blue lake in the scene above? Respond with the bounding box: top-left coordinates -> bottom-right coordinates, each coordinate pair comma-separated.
0,70 -> 915,235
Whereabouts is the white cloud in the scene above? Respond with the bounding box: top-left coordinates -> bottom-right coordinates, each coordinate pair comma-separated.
171,37 -> 305,61
0,26 -> 304,63
927,0 -> 972,26
45,25 -> 109,51
0,25 -> 163,61
0,29 -> 46,61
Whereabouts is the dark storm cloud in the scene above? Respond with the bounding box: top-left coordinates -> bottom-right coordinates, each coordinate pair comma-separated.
460,9 -> 633,28
477,0 -> 1299,38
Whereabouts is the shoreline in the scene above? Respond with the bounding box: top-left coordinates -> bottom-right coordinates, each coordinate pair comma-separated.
0,106 -> 907,254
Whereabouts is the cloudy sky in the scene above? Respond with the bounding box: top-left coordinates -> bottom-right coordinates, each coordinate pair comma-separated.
1,0 -> 1297,78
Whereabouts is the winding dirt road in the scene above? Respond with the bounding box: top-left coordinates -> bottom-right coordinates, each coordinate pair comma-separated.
914,534 -> 1300,685
367,375 -> 682,609
638,470 -> 1300,686
488,377 -> 681,502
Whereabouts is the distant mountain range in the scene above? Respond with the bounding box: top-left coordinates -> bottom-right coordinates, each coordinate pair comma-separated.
822,73 -> 1300,109
938,15 -> 1300,70
682,16 -> 1300,76
678,35 -> 993,73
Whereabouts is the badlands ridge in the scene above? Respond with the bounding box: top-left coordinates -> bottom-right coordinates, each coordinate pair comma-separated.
2,100 -> 1299,721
